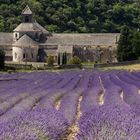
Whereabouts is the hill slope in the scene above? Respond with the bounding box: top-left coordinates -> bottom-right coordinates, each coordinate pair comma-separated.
0,0 -> 140,33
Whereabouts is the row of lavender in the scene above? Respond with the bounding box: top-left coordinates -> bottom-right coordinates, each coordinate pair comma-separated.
0,70 -> 140,139
77,71 -> 140,140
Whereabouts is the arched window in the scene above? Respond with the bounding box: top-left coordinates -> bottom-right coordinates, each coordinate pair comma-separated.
15,33 -> 19,40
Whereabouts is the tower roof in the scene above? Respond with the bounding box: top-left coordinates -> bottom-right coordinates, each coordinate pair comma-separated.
13,34 -> 38,48
22,5 -> 32,15
14,22 -> 49,34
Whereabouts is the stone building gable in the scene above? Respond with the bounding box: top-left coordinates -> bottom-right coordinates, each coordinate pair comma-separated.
13,34 -> 38,48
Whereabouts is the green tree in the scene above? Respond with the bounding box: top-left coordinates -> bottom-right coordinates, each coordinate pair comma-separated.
132,31 -> 140,59
0,0 -> 140,33
117,26 -> 137,62
0,49 -> 5,69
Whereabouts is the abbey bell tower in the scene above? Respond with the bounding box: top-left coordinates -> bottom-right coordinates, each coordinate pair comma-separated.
22,5 -> 33,23
12,5 -> 50,62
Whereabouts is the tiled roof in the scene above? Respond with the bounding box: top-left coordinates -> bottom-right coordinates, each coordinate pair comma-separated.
34,22 -> 49,34
45,33 -> 120,46
0,33 -> 120,48
22,5 -> 32,15
14,22 -> 49,34
13,34 -> 38,48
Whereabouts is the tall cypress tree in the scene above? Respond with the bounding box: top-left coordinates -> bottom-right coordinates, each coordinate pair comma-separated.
63,52 -> 67,64
0,49 -> 5,69
132,31 -> 140,59
62,53 -> 65,65
117,26 -> 137,62
58,53 -> 60,65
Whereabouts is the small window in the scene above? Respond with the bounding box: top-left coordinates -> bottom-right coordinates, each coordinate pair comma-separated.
15,33 -> 19,40
15,33 -> 18,38
23,53 -> 26,59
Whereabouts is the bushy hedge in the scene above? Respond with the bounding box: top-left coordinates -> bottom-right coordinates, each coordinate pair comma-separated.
69,56 -> 81,65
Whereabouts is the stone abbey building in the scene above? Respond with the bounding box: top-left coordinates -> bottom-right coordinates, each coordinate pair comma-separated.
0,5 -> 120,64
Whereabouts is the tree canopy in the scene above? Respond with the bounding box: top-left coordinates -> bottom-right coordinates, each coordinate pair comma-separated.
0,0 -> 139,33
117,26 -> 140,62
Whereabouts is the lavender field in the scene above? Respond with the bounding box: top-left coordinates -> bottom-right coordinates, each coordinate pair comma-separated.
0,70 -> 140,140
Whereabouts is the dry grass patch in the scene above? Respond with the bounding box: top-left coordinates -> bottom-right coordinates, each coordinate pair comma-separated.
64,96 -> 83,140
104,64 -> 140,71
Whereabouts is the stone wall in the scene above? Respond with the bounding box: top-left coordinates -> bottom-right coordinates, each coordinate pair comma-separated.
13,47 -> 38,62
73,45 -> 117,63
1,44 -> 118,64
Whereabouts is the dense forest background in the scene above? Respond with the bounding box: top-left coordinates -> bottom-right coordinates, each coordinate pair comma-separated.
0,0 -> 140,33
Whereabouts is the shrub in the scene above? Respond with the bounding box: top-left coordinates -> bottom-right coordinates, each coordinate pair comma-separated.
69,56 -> 81,65
0,49 -> 5,69
47,56 -> 54,66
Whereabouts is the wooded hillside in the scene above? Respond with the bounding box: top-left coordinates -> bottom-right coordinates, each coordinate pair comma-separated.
0,0 -> 140,33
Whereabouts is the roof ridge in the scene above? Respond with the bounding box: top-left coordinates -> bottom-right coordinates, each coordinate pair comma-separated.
34,22 -> 49,34
0,32 -> 120,34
